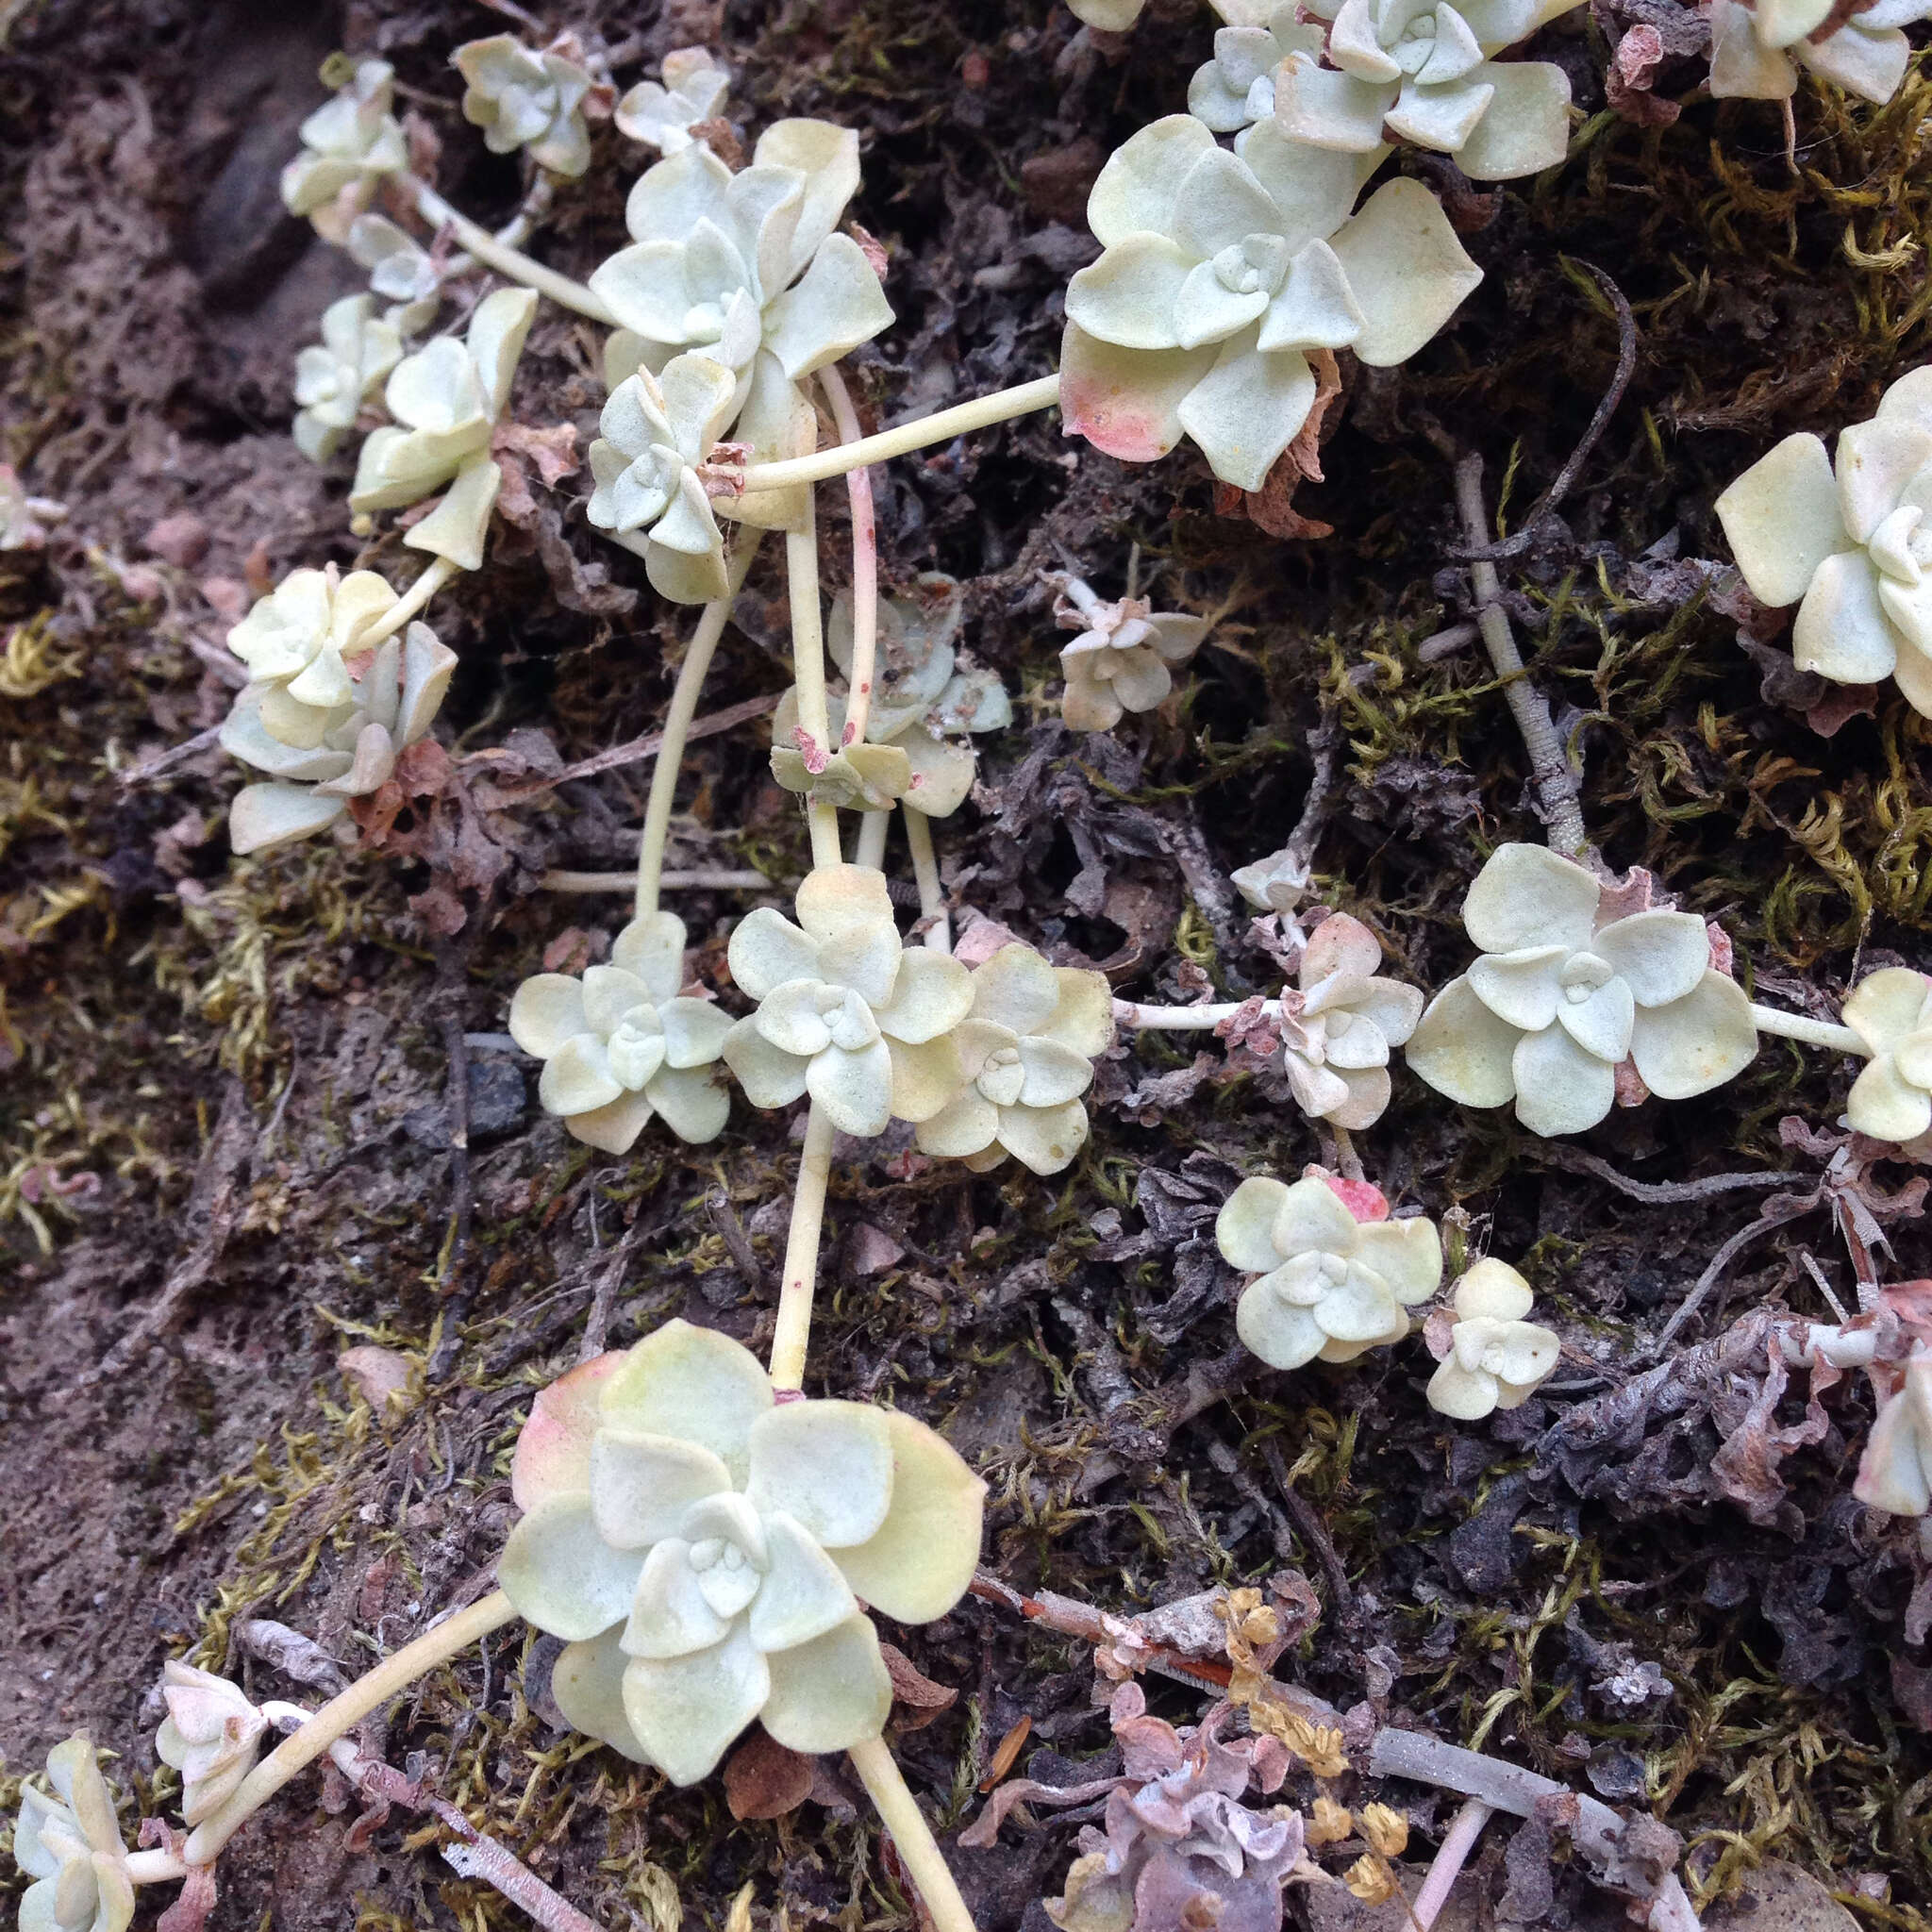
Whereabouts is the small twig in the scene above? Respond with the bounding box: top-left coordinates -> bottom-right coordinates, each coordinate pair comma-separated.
1652,1199 -> 1815,1354
708,1187 -> 769,1292
1261,1439 -> 1355,1624
491,692 -> 781,798
1282,716 -> 1341,888
579,1215 -> 647,1364
1534,1146 -> 1794,1206
120,724 -> 223,788
1448,264 -> 1638,564
1416,622 -> 1481,663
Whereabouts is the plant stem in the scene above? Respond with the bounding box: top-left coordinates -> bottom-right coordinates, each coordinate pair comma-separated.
903,808 -> 950,953
769,1101 -> 836,1391
183,1591 -> 519,1865
361,554 -> 459,648
541,869 -> 771,893
1411,1798 -> 1492,1929
784,518 -> 843,870
124,1849 -> 191,1884
818,365 -> 880,744
1113,998 -> 1270,1029
848,1735 -> 979,1932
853,810 -> 891,870
411,179 -> 616,324
1749,1004 -> 1868,1055
1453,455 -> 1590,861
635,539 -> 761,921
731,375 -> 1061,495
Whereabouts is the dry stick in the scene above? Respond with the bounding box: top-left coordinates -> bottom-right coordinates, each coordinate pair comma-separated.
905,808 -> 951,953
1260,1439 -> 1354,1622
541,869 -> 772,893
184,1591 -> 519,1865
501,693 -> 783,796
769,1102 -> 837,1391
1411,1798 -> 1493,1929
1534,1145 -> 1796,1205
1652,1200 -> 1816,1354
819,365 -> 880,742
848,1736 -> 979,1932
634,539 -> 762,922
1454,454 -> 1591,861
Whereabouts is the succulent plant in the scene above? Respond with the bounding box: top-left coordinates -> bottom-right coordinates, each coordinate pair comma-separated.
1717,369 -> 1932,719
226,565 -> 400,748
292,294 -> 403,463
222,622 -> 457,854
1404,844 -> 1757,1136
349,287 -> 537,519
1231,845 -> 1311,915
1708,0 -> 1932,102
1057,589 -> 1210,733
721,865 -> 975,1137
346,214 -> 443,336
15,1738 -> 135,1932
1274,912 -> 1425,1130
0,465 -> 65,552
1841,969 -> 1932,1143
586,354 -> 739,604
1272,0 -> 1572,180
1191,8 -> 1327,131
1060,115 -> 1480,491
499,1321 -> 985,1784
614,48 -> 731,153
280,58 -> 407,237
509,914 -> 733,1151
1217,1173 -> 1441,1370
156,1663 -> 269,1827
453,35 -> 596,177
1856,1349 -> 1932,1516
908,944 -> 1115,1174
1424,1258 -> 1559,1418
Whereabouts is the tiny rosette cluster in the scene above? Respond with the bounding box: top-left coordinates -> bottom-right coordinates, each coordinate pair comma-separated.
1217,1173 -> 1441,1370
1405,844 -> 1757,1136
615,48 -> 730,153
499,1321 -> 985,1785
1058,595 -> 1209,733
1718,370 -> 1932,719
721,865 -> 976,1138
1424,1258 -> 1558,1418
1857,1351 -> 1932,1516
1841,969 -> 1932,1144
510,914 -> 732,1152
156,1662 -> 268,1827
912,944 -> 1114,1175
1060,115 -> 1479,491
453,35 -> 595,177
280,59 -> 406,235
15,1739 -> 134,1932
293,294 -> 402,463
1276,912 -> 1425,1129
1709,0 -> 1932,103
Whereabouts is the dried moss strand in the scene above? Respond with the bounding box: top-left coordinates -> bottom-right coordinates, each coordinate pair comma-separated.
1748,1004 -> 1868,1055
636,539 -> 761,921
182,1591 -> 519,1865
848,1735 -> 979,1932
819,364 -> 880,743
410,180 -> 617,324
733,375 -> 1062,493
904,808 -> 950,954
360,556 -> 459,648
785,518 -> 842,870
1454,455 -> 1591,860
769,1100 -> 836,1391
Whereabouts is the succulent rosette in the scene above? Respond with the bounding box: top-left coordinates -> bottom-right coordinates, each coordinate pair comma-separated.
453,34 -> 595,177
293,293 -> 403,463
1840,968 -> 1932,1143
279,59 -> 407,238
1274,912 -> 1425,1129
500,1321 -> 986,1784
1709,0 -> 1932,103
156,1663 -> 268,1827
615,47 -> 731,153
1424,1258 -> 1558,1419
15,1739 -> 135,1932
1857,1349 -> 1932,1517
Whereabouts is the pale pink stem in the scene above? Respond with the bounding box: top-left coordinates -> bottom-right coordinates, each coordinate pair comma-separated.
1411,1798 -> 1491,1928
818,364 -> 879,745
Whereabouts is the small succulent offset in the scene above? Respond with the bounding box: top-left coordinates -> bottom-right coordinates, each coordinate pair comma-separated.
615,48 -> 731,153
350,287 -> 538,522
508,914 -> 733,1152
1708,0 -> 1932,103
453,35 -> 596,178
1717,369 -> 1932,721
1841,969 -> 1932,1144
1424,1258 -> 1559,1419
222,621 -> 457,854
1274,912 -> 1425,1130
293,293 -> 403,463
499,1321 -> 985,1784
346,214 -> 444,336
1217,1172 -> 1441,1370
1273,0 -> 1572,182
1056,580 -> 1211,733
157,1662 -> 270,1826
1191,8 -> 1326,131
1061,115 -> 1480,492
280,58 -> 407,240
586,354 -> 739,604
721,865 -> 974,1138
590,123 -> 893,512
1404,844 -> 1757,1137
1857,1348 -> 1932,1517
225,566 -> 400,746
910,944 -> 1115,1174
15,1737 -> 135,1932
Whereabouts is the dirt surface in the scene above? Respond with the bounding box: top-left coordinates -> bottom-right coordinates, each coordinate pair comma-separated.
5,0 -> 1932,1928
